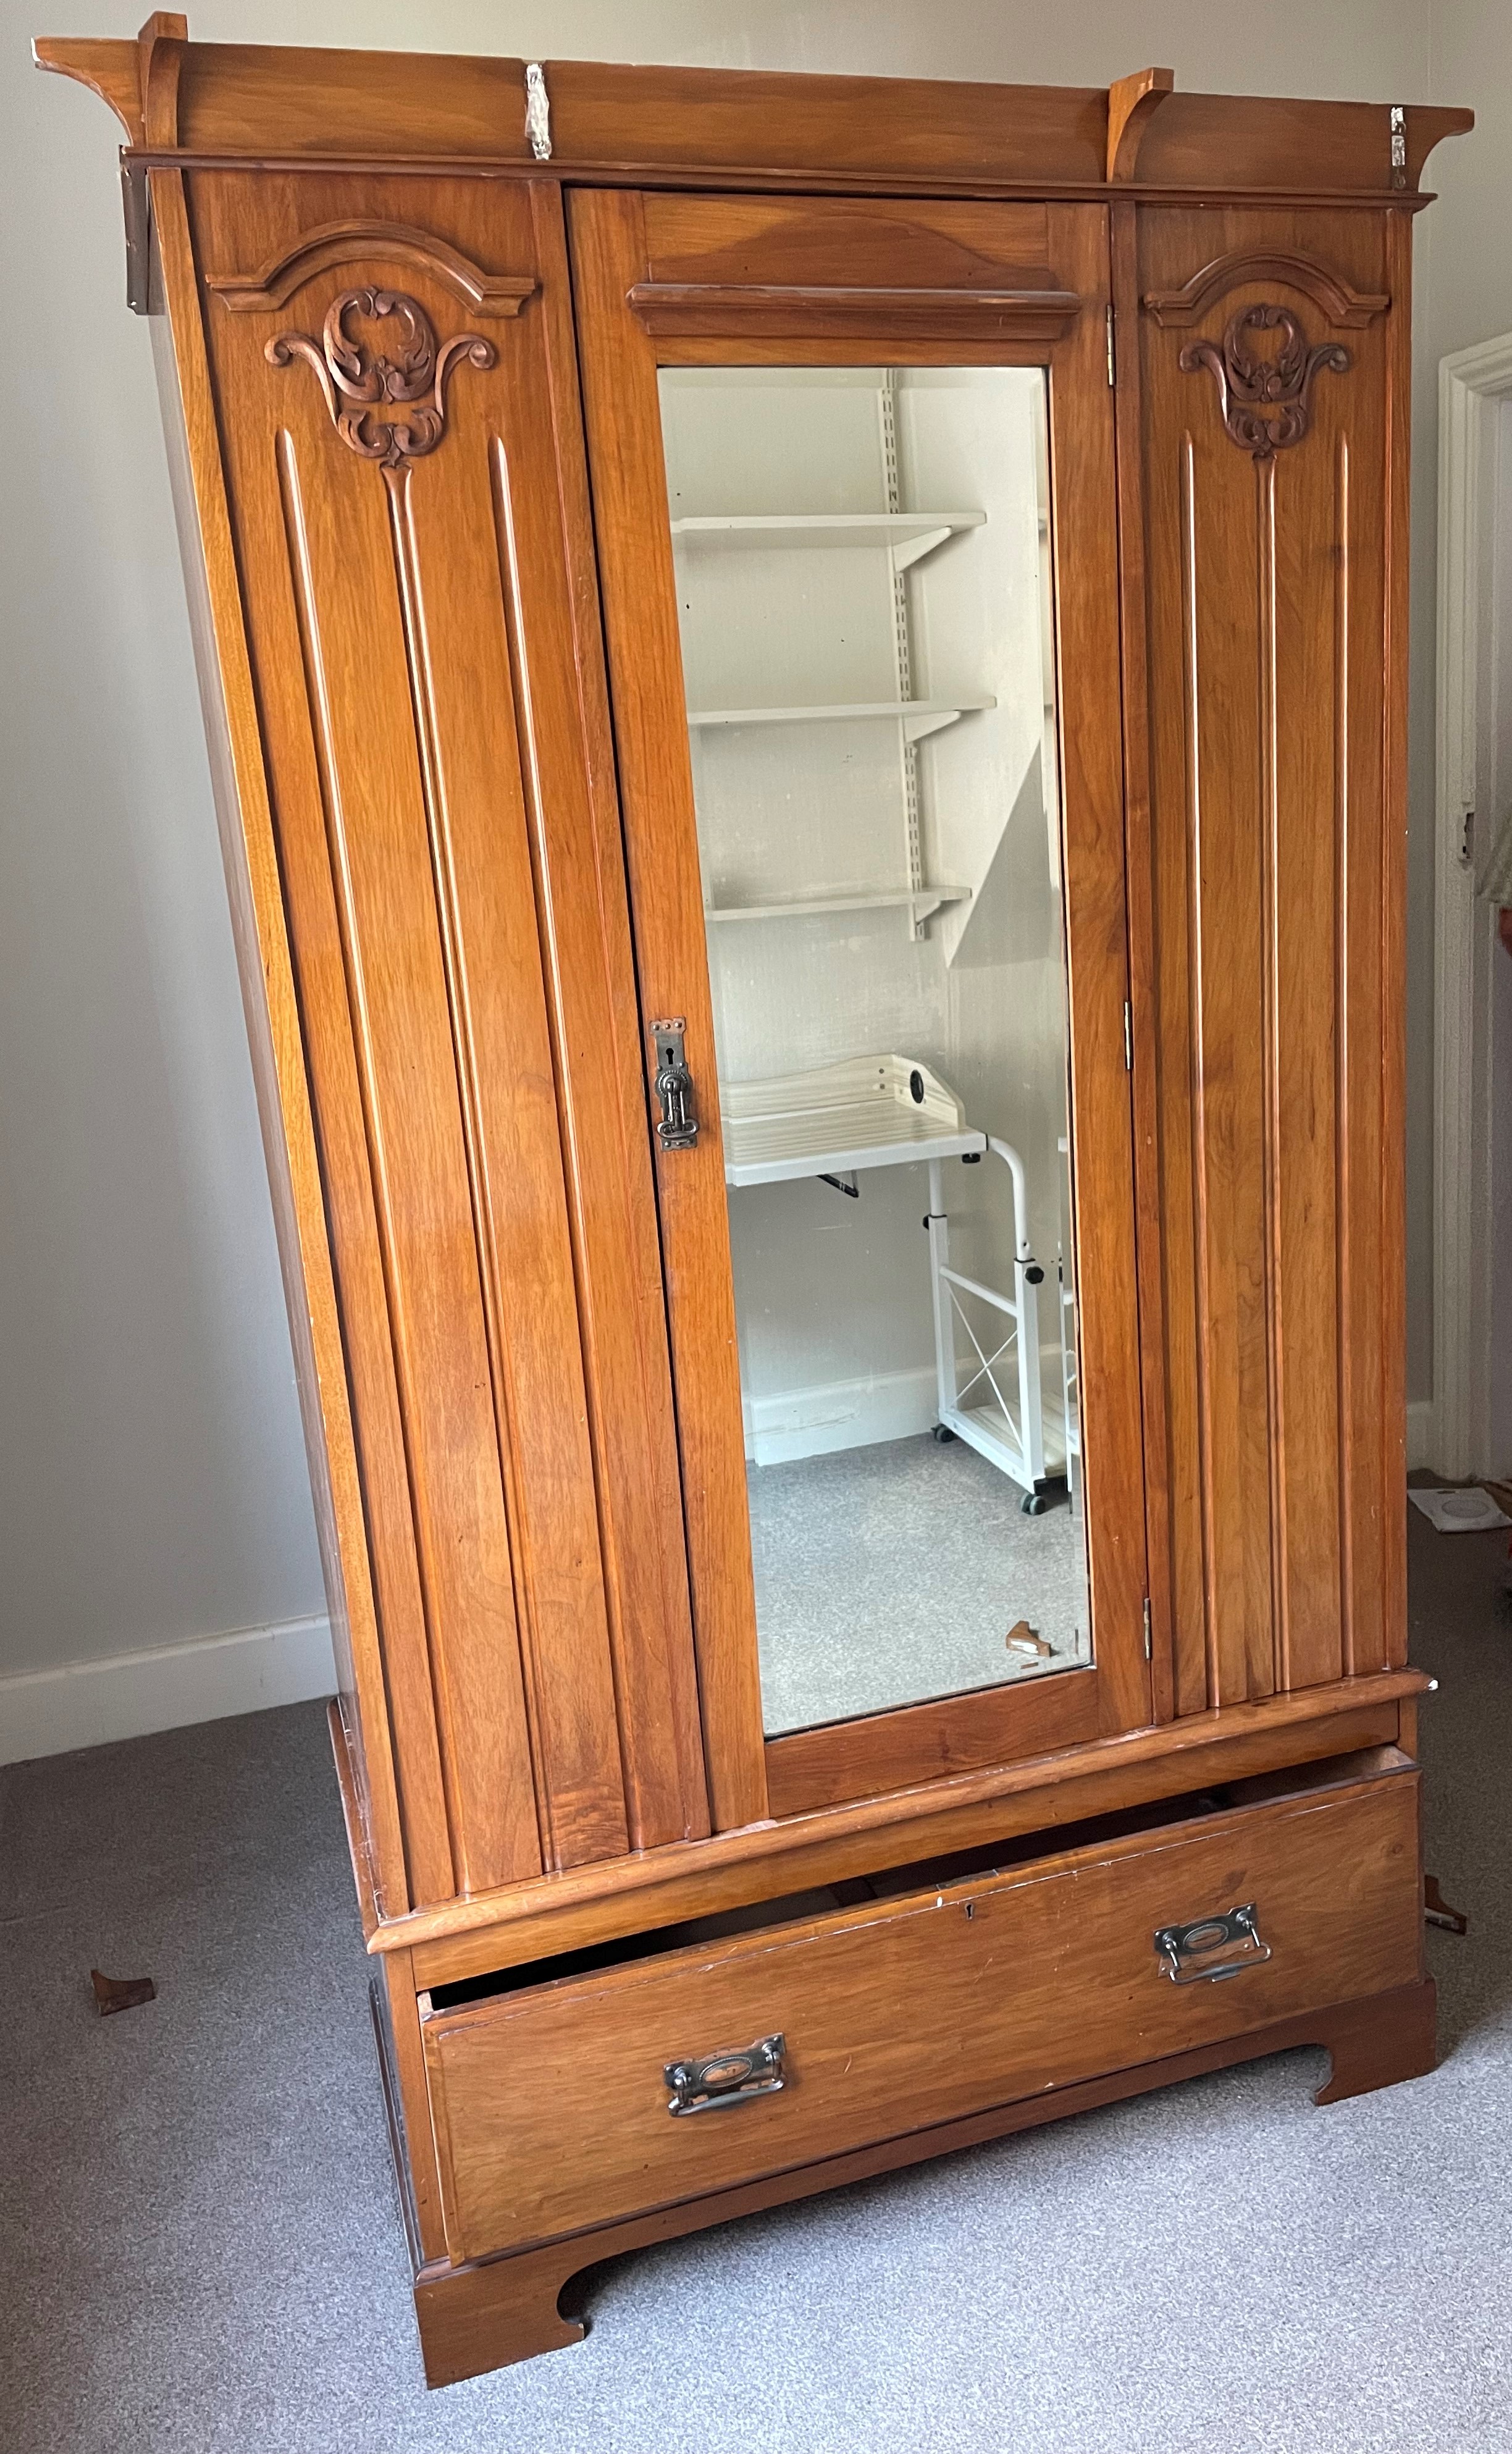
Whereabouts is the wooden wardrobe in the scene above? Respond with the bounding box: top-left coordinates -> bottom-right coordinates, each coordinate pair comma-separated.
39,18 -> 1471,2387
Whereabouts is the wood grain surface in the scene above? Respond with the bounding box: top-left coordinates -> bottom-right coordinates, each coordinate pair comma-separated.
569,188 -> 1151,1819
1132,209 -> 1403,1713
187,171 -> 708,1894
406,1971 -> 1437,2384
421,1765 -> 1421,2261
36,39 -> 1472,202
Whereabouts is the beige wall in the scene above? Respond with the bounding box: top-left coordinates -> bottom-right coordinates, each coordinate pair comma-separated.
2,0 -> 1455,1721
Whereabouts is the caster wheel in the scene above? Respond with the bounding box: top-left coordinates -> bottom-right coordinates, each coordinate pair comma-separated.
1020,1491 -> 1048,1516
931,1423 -> 957,1444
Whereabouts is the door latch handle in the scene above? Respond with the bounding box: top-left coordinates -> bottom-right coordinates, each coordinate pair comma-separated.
665,2033 -> 785,2115
650,1017 -> 699,1150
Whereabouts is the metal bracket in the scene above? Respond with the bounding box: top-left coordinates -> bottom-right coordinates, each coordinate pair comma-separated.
524,62 -> 552,161
665,2033 -> 786,2116
121,154 -> 153,314
1154,1902 -> 1271,1985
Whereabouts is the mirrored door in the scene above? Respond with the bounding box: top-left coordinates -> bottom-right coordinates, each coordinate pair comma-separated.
571,192 -> 1149,1821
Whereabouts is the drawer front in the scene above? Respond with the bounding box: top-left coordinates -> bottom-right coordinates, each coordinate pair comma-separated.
422,1772 -> 1421,2261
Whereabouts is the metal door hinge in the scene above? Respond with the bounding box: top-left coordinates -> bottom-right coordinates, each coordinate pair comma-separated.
1143,1597 -> 1153,1660
524,62 -> 552,160
1106,303 -> 1116,387
1124,999 -> 1133,1071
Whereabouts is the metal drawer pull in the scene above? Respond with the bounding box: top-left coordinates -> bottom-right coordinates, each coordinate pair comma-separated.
665,2033 -> 785,2116
1154,1902 -> 1272,1986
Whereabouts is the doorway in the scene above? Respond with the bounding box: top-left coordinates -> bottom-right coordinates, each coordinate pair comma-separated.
1434,330 -> 1512,1480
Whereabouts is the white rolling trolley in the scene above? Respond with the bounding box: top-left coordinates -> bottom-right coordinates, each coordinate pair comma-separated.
720,1054 -> 1069,1513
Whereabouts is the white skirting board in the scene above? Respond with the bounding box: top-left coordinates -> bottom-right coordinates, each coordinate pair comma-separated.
744,1364 -> 940,1466
744,1348 -> 1067,1468
0,1613 -> 337,1767
749,1376 -> 1438,1477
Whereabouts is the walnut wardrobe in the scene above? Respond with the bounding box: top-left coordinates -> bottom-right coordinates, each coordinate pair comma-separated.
37,19 -> 1471,2388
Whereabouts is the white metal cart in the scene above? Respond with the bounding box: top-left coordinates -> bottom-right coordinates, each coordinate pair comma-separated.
721,1054 -> 1068,1512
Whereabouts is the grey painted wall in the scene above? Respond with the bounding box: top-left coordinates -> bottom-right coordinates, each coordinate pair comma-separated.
1,0 -> 1458,1683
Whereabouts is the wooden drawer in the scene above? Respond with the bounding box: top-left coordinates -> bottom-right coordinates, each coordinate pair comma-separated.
420,1765 -> 1421,2263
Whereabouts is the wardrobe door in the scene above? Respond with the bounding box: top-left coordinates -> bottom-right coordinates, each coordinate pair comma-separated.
183,172 -> 708,1899
571,193 -> 1149,1822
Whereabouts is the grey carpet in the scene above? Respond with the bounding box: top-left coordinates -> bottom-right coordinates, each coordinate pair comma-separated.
2,1504 -> 1508,2453
750,1432 -> 1090,1733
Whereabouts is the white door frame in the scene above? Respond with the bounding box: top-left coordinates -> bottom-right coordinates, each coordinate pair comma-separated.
1432,330 -> 1512,1477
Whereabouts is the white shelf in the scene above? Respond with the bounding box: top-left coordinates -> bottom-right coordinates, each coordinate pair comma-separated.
706,885 -> 972,926
687,696 -> 994,743
670,511 -> 986,573
721,1054 -> 986,1187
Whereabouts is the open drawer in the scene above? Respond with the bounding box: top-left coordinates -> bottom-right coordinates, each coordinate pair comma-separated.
419,1757 -> 1422,2264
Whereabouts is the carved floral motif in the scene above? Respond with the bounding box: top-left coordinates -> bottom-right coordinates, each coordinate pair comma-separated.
266,287 -> 495,468
1179,303 -> 1351,461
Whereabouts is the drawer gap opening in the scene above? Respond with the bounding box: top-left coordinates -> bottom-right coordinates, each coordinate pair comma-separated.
423,1745 -> 1408,2013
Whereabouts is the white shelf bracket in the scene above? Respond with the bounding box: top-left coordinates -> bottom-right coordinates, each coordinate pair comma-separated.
890,525 -> 956,574
902,708 -> 964,745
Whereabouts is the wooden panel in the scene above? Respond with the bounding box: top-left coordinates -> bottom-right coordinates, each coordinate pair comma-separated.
1111,199 -> 1175,1729
571,188 -> 1150,1820
1136,95 -> 1467,196
148,167 -> 411,1917
376,1944 -> 448,2267
566,188 -> 768,1834
632,196 -> 1080,343
400,1677 -> 1419,1991
1379,209 -> 1414,1673
766,1668 -> 1099,1818
1134,210 -> 1398,1710
422,1767 -> 1421,2261
187,173 -> 703,1891
515,187 -> 712,1847
38,40 -> 1472,204
640,195 -> 1062,290
411,1975 -> 1436,2384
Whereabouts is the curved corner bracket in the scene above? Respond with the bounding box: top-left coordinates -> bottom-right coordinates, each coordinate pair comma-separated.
209,222 -> 537,318
1396,103 -> 1476,191
1106,66 -> 1175,183
265,288 -> 496,470
32,36 -> 144,143
1145,251 -> 1389,331
1178,303 -> 1350,461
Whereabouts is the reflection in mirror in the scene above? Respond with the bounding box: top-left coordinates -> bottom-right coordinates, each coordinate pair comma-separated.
660,366 -> 1089,1738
